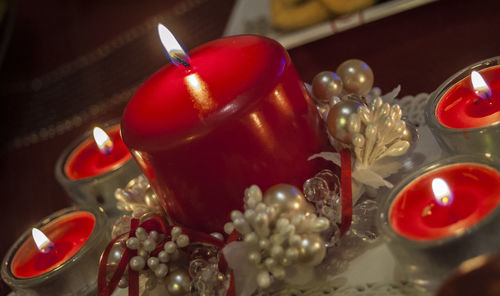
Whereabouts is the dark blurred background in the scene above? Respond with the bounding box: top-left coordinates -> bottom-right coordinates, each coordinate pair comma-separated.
0,0 -> 236,293
1,0 -> 500,294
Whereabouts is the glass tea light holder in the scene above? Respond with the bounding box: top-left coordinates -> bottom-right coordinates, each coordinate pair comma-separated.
378,154 -> 500,291
1,206 -> 108,295
55,120 -> 141,217
426,56 -> 500,155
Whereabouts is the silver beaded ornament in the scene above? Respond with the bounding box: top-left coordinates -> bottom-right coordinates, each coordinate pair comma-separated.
350,96 -> 411,167
224,184 -> 329,289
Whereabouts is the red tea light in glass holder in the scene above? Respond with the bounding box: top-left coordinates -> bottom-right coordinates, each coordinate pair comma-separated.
55,121 -> 140,216
378,155 -> 500,290
1,207 -> 108,295
121,25 -> 330,233
426,57 -> 500,155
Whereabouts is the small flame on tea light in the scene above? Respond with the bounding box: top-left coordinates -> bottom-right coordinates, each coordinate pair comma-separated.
158,23 -> 191,68
32,228 -> 55,254
432,178 -> 453,206
93,127 -> 113,155
471,70 -> 492,100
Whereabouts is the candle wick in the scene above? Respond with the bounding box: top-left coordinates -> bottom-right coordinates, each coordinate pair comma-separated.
102,146 -> 113,155
475,90 -> 491,101
175,56 -> 191,68
42,245 -> 55,253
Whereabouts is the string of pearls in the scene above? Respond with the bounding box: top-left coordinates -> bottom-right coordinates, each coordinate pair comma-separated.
224,184 -> 330,289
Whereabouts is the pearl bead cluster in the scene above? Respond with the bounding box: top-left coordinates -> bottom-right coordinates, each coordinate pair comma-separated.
121,226 -> 190,287
336,96 -> 411,167
354,97 -> 410,164
311,59 -> 374,104
224,184 -> 330,289
311,60 -> 412,167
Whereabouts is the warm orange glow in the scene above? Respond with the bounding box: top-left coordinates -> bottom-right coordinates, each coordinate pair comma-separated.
248,111 -> 275,150
93,126 -> 113,154
271,86 -> 294,118
32,228 -> 54,254
471,70 -> 491,100
432,178 -> 453,206
185,73 -> 217,115
157,23 -> 190,67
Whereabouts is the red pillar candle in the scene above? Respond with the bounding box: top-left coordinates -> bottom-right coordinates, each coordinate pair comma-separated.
11,212 -> 95,278
121,32 -> 330,233
389,163 -> 500,241
436,66 -> 500,129
64,125 -> 132,180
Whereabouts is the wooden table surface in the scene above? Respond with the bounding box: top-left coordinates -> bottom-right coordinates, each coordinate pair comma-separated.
1,0 -> 500,293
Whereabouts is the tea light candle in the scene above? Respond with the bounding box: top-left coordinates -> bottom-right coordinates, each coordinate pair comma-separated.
64,125 -> 131,180
379,155 -> 500,290
1,207 -> 108,295
121,26 -> 330,233
55,121 -> 140,216
426,57 -> 500,154
389,163 -> 500,241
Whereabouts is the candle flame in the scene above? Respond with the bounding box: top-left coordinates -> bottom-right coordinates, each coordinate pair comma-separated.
432,178 -> 453,206
157,24 -> 191,68
32,228 -> 54,254
471,70 -> 492,100
93,126 -> 113,155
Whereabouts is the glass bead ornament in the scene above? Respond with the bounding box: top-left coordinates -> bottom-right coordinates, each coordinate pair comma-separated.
350,199 -> 379,242
115,174 -> 161,214
303,169 -> 342,247
189,251 -> 228,296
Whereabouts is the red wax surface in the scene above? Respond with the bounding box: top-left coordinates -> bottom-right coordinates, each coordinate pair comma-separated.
390,163 -> 500,241
11,211 -> 95,278
122,35 -> 330,233
64,125 -> 132,180
436,66 -> 500,129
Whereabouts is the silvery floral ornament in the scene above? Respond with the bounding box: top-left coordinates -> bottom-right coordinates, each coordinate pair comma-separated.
311,84 -> 415,203
223,184 -> 330,295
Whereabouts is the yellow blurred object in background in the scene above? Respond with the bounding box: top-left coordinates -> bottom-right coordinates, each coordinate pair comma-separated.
271,0 -> 377,30
271,0 -> 330,30
321,0 -> 376,14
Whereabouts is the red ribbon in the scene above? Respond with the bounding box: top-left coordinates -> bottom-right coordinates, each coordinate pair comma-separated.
98,218 -> 140,296
340,148 -> 353,237
98,215 -> 238,296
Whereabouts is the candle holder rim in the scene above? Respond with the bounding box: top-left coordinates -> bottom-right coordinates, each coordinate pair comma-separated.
378,154 -> 500,249
425,56 -> 500,132
54,118 -> 132,183
1,206 -> 108,287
